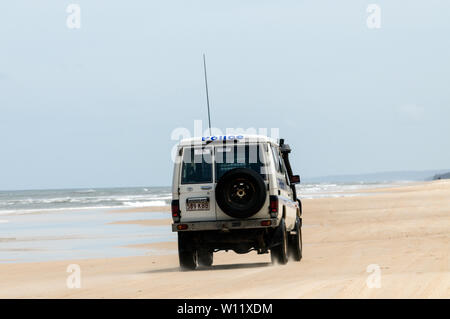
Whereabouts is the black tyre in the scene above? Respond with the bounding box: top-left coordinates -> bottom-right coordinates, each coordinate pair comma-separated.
270,219 -> 289,265
215,168 -> 267,218
197,250 -> 213,267
288,217 -> 302,261
297,199 -> 303,216
178,232 -> 197,270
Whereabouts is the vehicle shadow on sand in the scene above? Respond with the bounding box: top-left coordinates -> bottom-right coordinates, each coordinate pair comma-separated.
144,262 -> 271,274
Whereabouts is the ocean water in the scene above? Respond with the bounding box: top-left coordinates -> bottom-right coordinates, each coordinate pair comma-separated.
296,181 -> 407,199
0,186 -> 172,216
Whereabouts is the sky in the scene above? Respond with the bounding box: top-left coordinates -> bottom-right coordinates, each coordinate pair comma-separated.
1,1 -> 450,190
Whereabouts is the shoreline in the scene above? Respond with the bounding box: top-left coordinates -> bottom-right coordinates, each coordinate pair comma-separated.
0,180 -> 418,217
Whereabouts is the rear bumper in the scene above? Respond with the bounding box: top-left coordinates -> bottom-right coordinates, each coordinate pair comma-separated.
172,218 -> 279,232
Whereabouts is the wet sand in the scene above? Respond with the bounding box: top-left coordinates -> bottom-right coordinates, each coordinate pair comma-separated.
0,181 -> 449,298
108,219 -> 172,227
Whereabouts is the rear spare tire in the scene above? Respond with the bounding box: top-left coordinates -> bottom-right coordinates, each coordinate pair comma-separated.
215,168 -> 267,218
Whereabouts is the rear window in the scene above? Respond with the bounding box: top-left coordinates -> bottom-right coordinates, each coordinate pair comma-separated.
215,144 -> 266,181
181,147 -> 213,184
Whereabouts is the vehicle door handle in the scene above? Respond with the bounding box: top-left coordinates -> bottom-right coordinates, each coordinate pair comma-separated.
201,186 -> 212,190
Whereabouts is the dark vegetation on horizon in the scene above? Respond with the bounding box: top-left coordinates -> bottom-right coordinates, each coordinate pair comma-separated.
433,172 -> 450,180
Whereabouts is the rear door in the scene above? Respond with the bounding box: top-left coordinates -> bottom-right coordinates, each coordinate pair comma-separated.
178,146 -> 216,222
214,143 -> 269,221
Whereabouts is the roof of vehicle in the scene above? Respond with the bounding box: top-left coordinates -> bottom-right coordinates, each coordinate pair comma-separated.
177,134 -> 279,147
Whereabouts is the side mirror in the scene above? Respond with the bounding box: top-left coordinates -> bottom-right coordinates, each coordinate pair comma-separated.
290,175 -> 301,184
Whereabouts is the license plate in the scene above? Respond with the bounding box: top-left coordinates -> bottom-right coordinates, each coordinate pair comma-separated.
186,198 -> 210,211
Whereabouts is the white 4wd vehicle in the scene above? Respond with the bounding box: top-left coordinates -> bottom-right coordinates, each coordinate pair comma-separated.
171,135 -> 302,270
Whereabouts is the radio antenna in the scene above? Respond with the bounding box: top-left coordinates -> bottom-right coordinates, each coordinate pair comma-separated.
203,53 -> 212,136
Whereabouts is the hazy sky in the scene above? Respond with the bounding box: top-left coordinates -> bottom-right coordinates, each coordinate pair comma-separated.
1,1 -> 450,190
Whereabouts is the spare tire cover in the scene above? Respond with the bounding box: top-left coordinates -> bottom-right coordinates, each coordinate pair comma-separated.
215,168 -> 267,218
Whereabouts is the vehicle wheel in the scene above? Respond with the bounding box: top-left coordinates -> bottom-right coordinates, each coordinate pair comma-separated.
197,250 -> 213,267
297,199 -> 303,216
271,219 -> 289,265
178,232 -> 197,270
215,168 -> 267,218
288,217 -> 302,261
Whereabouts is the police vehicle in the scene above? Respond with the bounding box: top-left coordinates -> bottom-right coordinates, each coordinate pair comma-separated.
171,135 -> 302,270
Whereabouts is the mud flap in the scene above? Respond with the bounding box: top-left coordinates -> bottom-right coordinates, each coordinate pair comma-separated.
269,220 -> 285,248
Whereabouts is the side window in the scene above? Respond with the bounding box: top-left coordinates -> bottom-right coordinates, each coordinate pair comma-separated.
280,159 -> 290,186
279,155 -> 286,174
272,146 -> 291,189
271,146 -> 283,174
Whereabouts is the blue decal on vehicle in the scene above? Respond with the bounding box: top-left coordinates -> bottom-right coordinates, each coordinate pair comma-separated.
277,178 -> 286,190
202,135 -> 244,142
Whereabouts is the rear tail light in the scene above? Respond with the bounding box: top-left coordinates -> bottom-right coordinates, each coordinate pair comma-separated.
177,224 -> 188,230
171,200 -> 180,222
269,195 -> 278,218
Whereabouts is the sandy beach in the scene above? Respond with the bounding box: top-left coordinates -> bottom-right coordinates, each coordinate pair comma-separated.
0,181 -> 449,298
